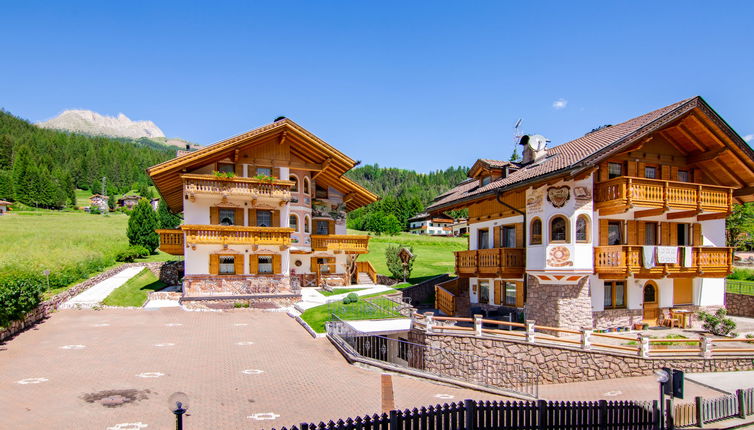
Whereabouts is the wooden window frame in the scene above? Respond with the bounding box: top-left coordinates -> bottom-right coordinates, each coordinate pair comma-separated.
290,214 -> 299,232
256,210 -> 273,227
256,166 -> 272,177
603,280 -> 627,309
575,214 -> 590,243
643,164 -> 659,180
256,254 -> 275,275
477,228 -> 490,250
304,215 -> 310,233
478,280 -> 490,304
549,215 -> 569,244
303,177 -> 310,195
677,169 -> 690,183
289,174 -> 299,192
217,162 -> 235,174
607,220 -> 623,246
530,217 -> 542,245
607,162 -> 623,179
500,225 -> 516,248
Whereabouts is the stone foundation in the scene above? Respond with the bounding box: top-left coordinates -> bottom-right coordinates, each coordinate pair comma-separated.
410,330 -> 754,385
183,275 -> 294,297
524,275 -> 593,333
592,309 -> 644,330
726,292 -> 754,317
181,295 -> 299,310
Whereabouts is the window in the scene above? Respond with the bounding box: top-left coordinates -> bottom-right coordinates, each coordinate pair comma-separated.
477,229 -> 489,249
219,208 -> 235,226
218,163 -> 235,174
478,281 -> 490,304
644,283 -> 656,303
317,257 -> 331,273
576,215 -> 590,242
290,175 -> 299,192
530,218 -> 542,245
219,256 -> 235,275
316,220 -> 329,235
607,221 -> 622,245
256,167 -> 272,177
303,178 -> 310,194
501,226 -> 516,248
550,216 -> 568,242
256,210 -> 272,227
678,170 -> 690,183
304,216 -> 310,233
290,214 -> 298,232
644,222 -> 658,245
603,281 -> 626,309
481,176 -> 492,186
504,282 -> 517,306
677,223 -> 690,246
258,256 -> 273,274
644,166 -> 657,179
608,162 -> 623,179
315,184 -> 328,199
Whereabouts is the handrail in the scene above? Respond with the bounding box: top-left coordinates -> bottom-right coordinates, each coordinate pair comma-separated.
312,235 -> 370,253
182,173 -> 295,186
596,175 -> 733,191
181,224 -> 293,246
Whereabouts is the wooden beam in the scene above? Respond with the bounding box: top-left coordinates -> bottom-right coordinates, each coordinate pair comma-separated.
634,208 -> 666,218
312,157 -> 332,180
697,212 -> 729,221
687,147 -> 727,164
598,206 -> 629,216
666,210 -> 700,220
733,186 -> 754,198
677,122 -> 707,152
615,137 -> 651,156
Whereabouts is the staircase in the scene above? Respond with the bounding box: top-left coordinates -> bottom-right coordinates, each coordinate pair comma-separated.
354,261 -> 377,284
356,272 -> 373,284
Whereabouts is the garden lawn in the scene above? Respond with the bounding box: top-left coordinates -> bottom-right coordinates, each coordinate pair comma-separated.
348,230 -> 466,284
102,268 -> 166,307
317,288 -> 367,297
300,289 -> 398,333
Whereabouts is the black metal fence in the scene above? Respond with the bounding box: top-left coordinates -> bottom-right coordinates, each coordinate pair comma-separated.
270,398 -> 659,430
326,320 -> 539,399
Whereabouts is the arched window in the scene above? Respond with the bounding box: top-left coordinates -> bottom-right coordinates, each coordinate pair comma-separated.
289,175 -> 299,192
575,214 -> 590,243
304,215 -> 310,233
643,282 -> 657,303
549,215 -> 569,243
530,218 -> 542,245
303,177 -> 310,195
290,214 -> 299,231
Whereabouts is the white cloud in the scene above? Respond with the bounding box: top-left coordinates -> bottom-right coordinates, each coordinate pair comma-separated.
744,134 -> 753,143
552,98 -> 568,110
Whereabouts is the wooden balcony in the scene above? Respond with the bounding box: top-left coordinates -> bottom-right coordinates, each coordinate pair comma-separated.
454,248 -> 525,278
594,246 -> 732,278
182,225 -> 293,248
595,176 -> 732,215
311,235 -> 370,254
157,229 -> 184,255
182,174 -> 294,205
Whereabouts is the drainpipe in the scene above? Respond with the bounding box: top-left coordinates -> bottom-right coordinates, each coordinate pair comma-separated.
495,189 -> 528,311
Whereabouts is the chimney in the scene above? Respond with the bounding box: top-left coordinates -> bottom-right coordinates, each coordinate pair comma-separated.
519,134 -> 549,164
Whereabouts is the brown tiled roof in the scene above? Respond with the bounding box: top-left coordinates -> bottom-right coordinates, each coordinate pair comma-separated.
427,97 -> 698,212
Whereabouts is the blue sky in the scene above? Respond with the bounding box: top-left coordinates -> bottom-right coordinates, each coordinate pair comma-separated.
1,1 -> 753,172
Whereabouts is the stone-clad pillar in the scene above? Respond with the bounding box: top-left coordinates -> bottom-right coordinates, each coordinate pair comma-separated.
523,275 -> 593,333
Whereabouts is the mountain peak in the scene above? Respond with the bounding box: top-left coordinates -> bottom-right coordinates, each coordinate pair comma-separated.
36,109 -> 165,139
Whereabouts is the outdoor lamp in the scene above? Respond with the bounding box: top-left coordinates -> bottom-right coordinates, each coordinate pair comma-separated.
654,370 -> 669,430
168,392 -> 189,430
654,369 -> 669,383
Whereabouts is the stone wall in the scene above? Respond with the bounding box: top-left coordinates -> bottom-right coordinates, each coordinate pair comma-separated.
377,275 -> 400,286
592,309 -> 643,330
524,275 -> 593,332
726,292 -> 754,317
184,275 -> 293,296
409,330 -> 754,385
181,295 -> 299,310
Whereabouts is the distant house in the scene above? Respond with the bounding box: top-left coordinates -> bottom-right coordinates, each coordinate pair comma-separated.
451,218 -> 468,236
116,195 -> 142,209
408,213 -> 453,236
88,194 -> 109,212
0,200 -> 11,215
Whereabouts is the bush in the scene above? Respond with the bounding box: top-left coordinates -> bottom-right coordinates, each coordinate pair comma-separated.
385,244 -> 416,280
0,273 -> 45,327
728,268 -> 754,281
698,308 -> 737,336
127,199 -> 159,253
115,245 -> 150,263
346,293 -> 359,303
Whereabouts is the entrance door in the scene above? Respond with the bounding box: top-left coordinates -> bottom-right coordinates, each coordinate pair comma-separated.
642,282 -> 659,324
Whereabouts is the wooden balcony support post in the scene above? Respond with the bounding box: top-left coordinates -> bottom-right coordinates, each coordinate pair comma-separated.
625,177 -> 632,207
697,184 -> 703,212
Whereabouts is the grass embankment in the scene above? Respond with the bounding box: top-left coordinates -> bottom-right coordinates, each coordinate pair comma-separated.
103,268 -> 166,307
349,230 -> 466,284
726,268 -> 754,295
300,289 -> 399,333
316,288 -> 367,297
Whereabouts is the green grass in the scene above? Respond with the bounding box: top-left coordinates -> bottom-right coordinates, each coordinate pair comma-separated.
301,288 -> 399,333
102,268 -> 166,307
727,279 -> 754,296
350,230 -> 466,284
316,288 -> 367,297
625,334 -> 688,346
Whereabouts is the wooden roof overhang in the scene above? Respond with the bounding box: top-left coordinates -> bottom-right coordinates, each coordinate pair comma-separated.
147,119 -> 378,213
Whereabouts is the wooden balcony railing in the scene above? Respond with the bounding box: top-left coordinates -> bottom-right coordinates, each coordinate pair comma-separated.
311,235 -> 370,254
454,248 -> 525,278
594,246 -> 732,278
595,176 -> 732,213
157,229 -> 184,255
355,261 -> 377,283
182,224 -> 293,247
182,174 -> 294,203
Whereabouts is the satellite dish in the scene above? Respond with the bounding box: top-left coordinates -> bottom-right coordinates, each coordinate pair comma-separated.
529,134 -> 547,151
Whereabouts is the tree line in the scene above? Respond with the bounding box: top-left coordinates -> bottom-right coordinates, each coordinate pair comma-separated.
0,109 -> 175,208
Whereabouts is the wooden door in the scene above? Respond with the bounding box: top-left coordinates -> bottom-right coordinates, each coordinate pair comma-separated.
642,282 -> 659,324
673,278 -> 693,305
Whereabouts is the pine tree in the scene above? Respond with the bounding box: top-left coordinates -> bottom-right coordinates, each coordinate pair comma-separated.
157,199 -> 182,229
11,145 -> 33,204
0,170 -> 13,200
510,147 -> 521,162
127,199 -> 160,253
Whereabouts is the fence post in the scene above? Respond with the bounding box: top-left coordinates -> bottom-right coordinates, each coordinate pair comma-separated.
599,399 -> 608,430
537,399 -> 547,430
581,326 -> 592,350
474,314 -> 483,337
464,399 -> 476,430
300,423 -> 309,430
526,320 -> 536,344
425,312 -> 434,334
695,396 -> 704,428
389,409 -> 398,430
653,400 -> 660,430
638,334 -> 650,358
738,389 -> 746,419
700,334 -> 713,358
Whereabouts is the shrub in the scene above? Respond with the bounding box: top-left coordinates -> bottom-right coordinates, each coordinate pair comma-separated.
346,293 -> 359,303
698,308 -> 737,336
728,268 -> 754,281
0,273 -> 45,327
127,199 -> 159,253
115,245 -> 150,262
385,244 -> 416,280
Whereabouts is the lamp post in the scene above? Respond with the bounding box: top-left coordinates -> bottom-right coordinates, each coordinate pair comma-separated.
655,369 -> 669,430
168,392 -> 189,430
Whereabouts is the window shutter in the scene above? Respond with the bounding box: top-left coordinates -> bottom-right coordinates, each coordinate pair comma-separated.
637,221 -> 646,245
311,257 -> 318,273
693,223 -> 702,246
626,161 -> 637,177
494,280 -> 502,305
249,255 -> 258,274
661,165 -> 671,181
671,166 -> 679,181
661,223 -> 670,245
599,163 -> 609,182
248,209 -> 257,227
599,219 -> 609,246
515,223 -> 524,248
693,169 -> 702,183
515,281 -> 524,307
273,254 -> 282,274
493,226 -> 501,248
234,254 -> 244,275
328,220 -> 335,235
209,254 -> 219,275
210,207 -> 219,225
272,210 -> 280,227
669,222 -> 678,245
235,163 -> 243,176
272,167 -> 280,180
626,220 -> 637,245
235,208 -> 245,226
638,162 -> 646,178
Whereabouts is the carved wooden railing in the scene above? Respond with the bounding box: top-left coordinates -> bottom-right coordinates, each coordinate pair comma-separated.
181,225 -> 293,246
156,229 -> 184,255
182,174 -> 294,202
454,248 -> 525,277
595,176 -> 732,212
355,261 -> 377,283
435,282 -> 457,316
594,246 -> 732,277
311,235 -> 370,254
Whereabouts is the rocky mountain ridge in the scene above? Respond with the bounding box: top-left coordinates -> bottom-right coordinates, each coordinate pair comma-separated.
37,109 -> 165,140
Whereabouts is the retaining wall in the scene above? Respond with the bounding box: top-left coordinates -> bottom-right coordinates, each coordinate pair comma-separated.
726,292 -> 754,318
